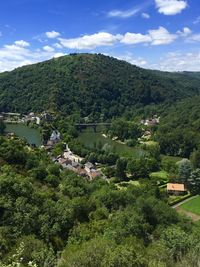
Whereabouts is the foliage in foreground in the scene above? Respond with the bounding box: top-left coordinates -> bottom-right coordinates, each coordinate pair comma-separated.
0,137 -> 200,266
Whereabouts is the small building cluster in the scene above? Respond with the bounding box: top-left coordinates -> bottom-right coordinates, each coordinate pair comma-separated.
0,112 -> 21,122
0,111 -> 53,125
54,146 -> 102,180
24,112 -> 52,125
140,115 -> 160,127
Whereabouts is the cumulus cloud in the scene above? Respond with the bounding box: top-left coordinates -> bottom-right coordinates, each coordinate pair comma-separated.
14,40 -> 30,47
176,27 -> 200,43
43,45 -> 55,52
155,0 -> 187,15
121,27 -> 177,46
0,40 -> 61,72
1,25 -> 199,72
58,28 -> 177,50
59,32 -> 122,50
121,33 -> 151,45
46,31 -> 60,38
177,27 -> 192,37
149,26 -> 177,45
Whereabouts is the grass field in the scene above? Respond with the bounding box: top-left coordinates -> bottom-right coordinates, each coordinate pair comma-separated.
150,170 -> 168,179
180,196 -> 200,216
150,170 -> 169,185
116,180 -> 140,190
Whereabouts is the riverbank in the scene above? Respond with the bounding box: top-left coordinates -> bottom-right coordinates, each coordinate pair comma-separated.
5,123 -> 43,147
78,127 -> 146,158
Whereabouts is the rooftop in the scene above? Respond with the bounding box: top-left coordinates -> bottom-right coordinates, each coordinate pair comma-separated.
167,183 -> 186,192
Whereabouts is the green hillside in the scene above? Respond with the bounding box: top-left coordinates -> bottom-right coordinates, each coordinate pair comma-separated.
0,53 -> 200,119
156,96 -> 200,157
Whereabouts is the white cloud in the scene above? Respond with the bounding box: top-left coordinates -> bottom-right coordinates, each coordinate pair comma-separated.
141,13 -> 150,19
187,34 -> 200,42
0,41 -> 61,72
176,28 -> 200,43
107,7 -> 141,18
43,45 -> 55,52
155,0 -> 187,15
46,31 -> 60,38
59,32 -> 122,50
59,28 -> 177,50
177,27 -> 192,37
121,33 -> 151,45
121,27 -> 177,46
53,52 -> 65,58
154,51 -> 200,71
149,26 -> 177,45
14,40 -> 30,47
105,52 -> 147,67
118,54 -> 147,66
1,25 -> 199,73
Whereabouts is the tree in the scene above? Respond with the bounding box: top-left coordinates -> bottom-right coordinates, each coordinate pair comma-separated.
190,148 -> 200,169
116,158 -> 127,181
0,120 -> 6,135
8,236 -> 56,267
127,157 -> 150,179
102,239 -> 146,267
58,238 -> 113,267
160,226 -> 191,261
187,169 -> 200,194
177,159 -> 192,183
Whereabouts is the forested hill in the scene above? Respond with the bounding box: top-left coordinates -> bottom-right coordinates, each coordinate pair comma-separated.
0,53 -> 200,119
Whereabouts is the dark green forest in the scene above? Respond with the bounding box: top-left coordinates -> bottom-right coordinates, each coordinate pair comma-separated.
156,96 -> 200,157
0,54 -> 200,120
0,137 -> 200,267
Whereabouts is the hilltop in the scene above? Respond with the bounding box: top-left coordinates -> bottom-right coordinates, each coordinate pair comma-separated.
0,53 -> 200,119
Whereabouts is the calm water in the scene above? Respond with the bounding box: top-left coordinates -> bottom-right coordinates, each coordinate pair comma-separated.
5,123 -> 42,147
78,127 -> 145,158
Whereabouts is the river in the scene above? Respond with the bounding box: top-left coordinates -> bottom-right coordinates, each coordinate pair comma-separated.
78,127 -> 145,158
5,123 -> 42,147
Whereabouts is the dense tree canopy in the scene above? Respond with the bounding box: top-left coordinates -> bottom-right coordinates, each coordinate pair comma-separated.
0,54 -> 200,121
0,137 -> 199,267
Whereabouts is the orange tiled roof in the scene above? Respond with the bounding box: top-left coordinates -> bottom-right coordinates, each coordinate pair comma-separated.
167,183 -> 186,192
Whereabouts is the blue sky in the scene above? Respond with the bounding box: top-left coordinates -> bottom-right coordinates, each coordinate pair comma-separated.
0,0 -> 200,72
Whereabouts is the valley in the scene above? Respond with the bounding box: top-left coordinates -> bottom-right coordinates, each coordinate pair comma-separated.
1,54 -> 200,267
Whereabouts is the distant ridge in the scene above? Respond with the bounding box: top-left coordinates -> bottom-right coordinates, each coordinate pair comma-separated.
0,53 -> 200,119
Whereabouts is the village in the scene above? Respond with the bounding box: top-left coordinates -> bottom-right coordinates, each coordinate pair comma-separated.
0,111 -> 52,125
44,129 -> 104,180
